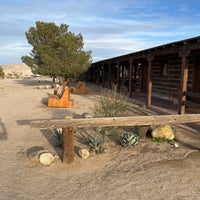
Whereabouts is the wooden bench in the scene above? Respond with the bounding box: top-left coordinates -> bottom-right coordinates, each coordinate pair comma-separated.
71,81 -> 88,94
48,86 -> 74,108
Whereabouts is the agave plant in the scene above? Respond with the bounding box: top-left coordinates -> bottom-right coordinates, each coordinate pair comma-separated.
53,128 -> 63,147
120,132 -> 140,147
88,135 -> 106,154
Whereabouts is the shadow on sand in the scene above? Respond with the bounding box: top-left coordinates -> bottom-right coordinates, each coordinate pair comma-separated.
14,77 -> 54,87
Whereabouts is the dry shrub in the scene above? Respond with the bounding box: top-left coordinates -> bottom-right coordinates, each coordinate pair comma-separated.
93,89 -> 130,117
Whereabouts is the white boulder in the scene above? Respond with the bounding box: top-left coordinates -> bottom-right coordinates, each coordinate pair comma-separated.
39,152 -> 55,166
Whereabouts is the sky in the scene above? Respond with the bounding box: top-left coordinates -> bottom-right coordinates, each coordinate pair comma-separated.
1,0 -> 200,64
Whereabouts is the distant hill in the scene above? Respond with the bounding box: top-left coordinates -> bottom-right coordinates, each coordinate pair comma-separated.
0,64 -> 33,78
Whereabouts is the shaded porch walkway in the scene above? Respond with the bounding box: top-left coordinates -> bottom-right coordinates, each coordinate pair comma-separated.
130,93 -> 200,131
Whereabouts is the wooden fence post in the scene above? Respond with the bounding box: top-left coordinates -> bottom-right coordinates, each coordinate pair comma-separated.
62,127 -> 75,164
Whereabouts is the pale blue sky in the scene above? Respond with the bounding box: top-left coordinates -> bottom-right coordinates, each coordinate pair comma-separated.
1,0 -> 200,64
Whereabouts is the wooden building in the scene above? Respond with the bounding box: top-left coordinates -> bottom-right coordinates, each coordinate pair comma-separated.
87,36 -> 200,114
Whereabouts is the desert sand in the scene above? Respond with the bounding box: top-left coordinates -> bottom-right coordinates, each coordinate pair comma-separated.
0,77 -> 200,200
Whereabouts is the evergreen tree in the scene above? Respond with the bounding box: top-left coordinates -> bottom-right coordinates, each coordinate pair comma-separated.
21,21 -> 92,80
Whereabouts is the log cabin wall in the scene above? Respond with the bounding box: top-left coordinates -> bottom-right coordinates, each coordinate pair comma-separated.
152,55 -> 194,101
192,56 -> 200,103
87,36 -> 200,110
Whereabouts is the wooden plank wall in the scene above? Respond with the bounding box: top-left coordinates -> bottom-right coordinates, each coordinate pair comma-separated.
91,55 -> 196,103
152,56 -> 194,100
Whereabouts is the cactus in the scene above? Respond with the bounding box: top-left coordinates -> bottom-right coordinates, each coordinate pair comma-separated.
88,135 -> 105,154
120,132 -> 139,147
53,128 -> 62,147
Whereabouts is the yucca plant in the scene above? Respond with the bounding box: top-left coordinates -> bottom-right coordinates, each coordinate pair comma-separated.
88,135 -> 106,154
53,128 -> 63,147
120,132 -> 140,147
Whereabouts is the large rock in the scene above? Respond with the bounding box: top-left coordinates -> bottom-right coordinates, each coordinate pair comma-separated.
151,124 -> 175,140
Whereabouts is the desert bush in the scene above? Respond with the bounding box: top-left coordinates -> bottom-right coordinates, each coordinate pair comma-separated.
0,67 -> 5,79
93,89 -> 130,117
12,71 -> 20,78
93,89 -> 130,137
7,73 -> 13,78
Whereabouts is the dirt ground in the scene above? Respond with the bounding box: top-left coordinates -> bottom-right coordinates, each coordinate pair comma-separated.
0,77 -> 200,200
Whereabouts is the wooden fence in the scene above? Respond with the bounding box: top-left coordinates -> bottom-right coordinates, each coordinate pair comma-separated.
31,114 -> 200,165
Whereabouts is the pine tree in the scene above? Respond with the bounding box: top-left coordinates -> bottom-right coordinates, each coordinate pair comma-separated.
21,21 -> 92,80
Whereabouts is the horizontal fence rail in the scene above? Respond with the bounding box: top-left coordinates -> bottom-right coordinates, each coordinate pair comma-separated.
31,114 -> 200,129
31,114 -> 200,165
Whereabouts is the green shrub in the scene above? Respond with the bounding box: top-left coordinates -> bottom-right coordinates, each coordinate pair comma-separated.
12,71 -> 20,78
0,67 -> 5,78
152,137 -> 173,143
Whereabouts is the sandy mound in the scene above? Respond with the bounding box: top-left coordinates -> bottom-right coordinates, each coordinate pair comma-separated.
1,63 -> 33,78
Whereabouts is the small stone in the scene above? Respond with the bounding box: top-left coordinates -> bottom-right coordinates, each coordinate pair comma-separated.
39,152 -> 55,166
45,85 -> 51,89
173,142 -> 179,148
64,116 -> 73,119
37,85 -> 44,89
79,149 -> 90,159
82,112 -> 93,118
54,155 -> 60,160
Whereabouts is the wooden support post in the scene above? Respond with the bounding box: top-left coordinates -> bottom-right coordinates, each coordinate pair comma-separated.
108,63 -> 111,88
129,58 -> 133,98
116,62 -> 120,92
91,66 -> 95,83
147,54 -> 154,105
102,64 -> 105,87
97,65 -> 100,85
179,46 -> 190,114
62,127 -> 75,164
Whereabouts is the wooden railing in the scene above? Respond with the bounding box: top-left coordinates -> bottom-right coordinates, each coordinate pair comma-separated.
31,114 -> 200,165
